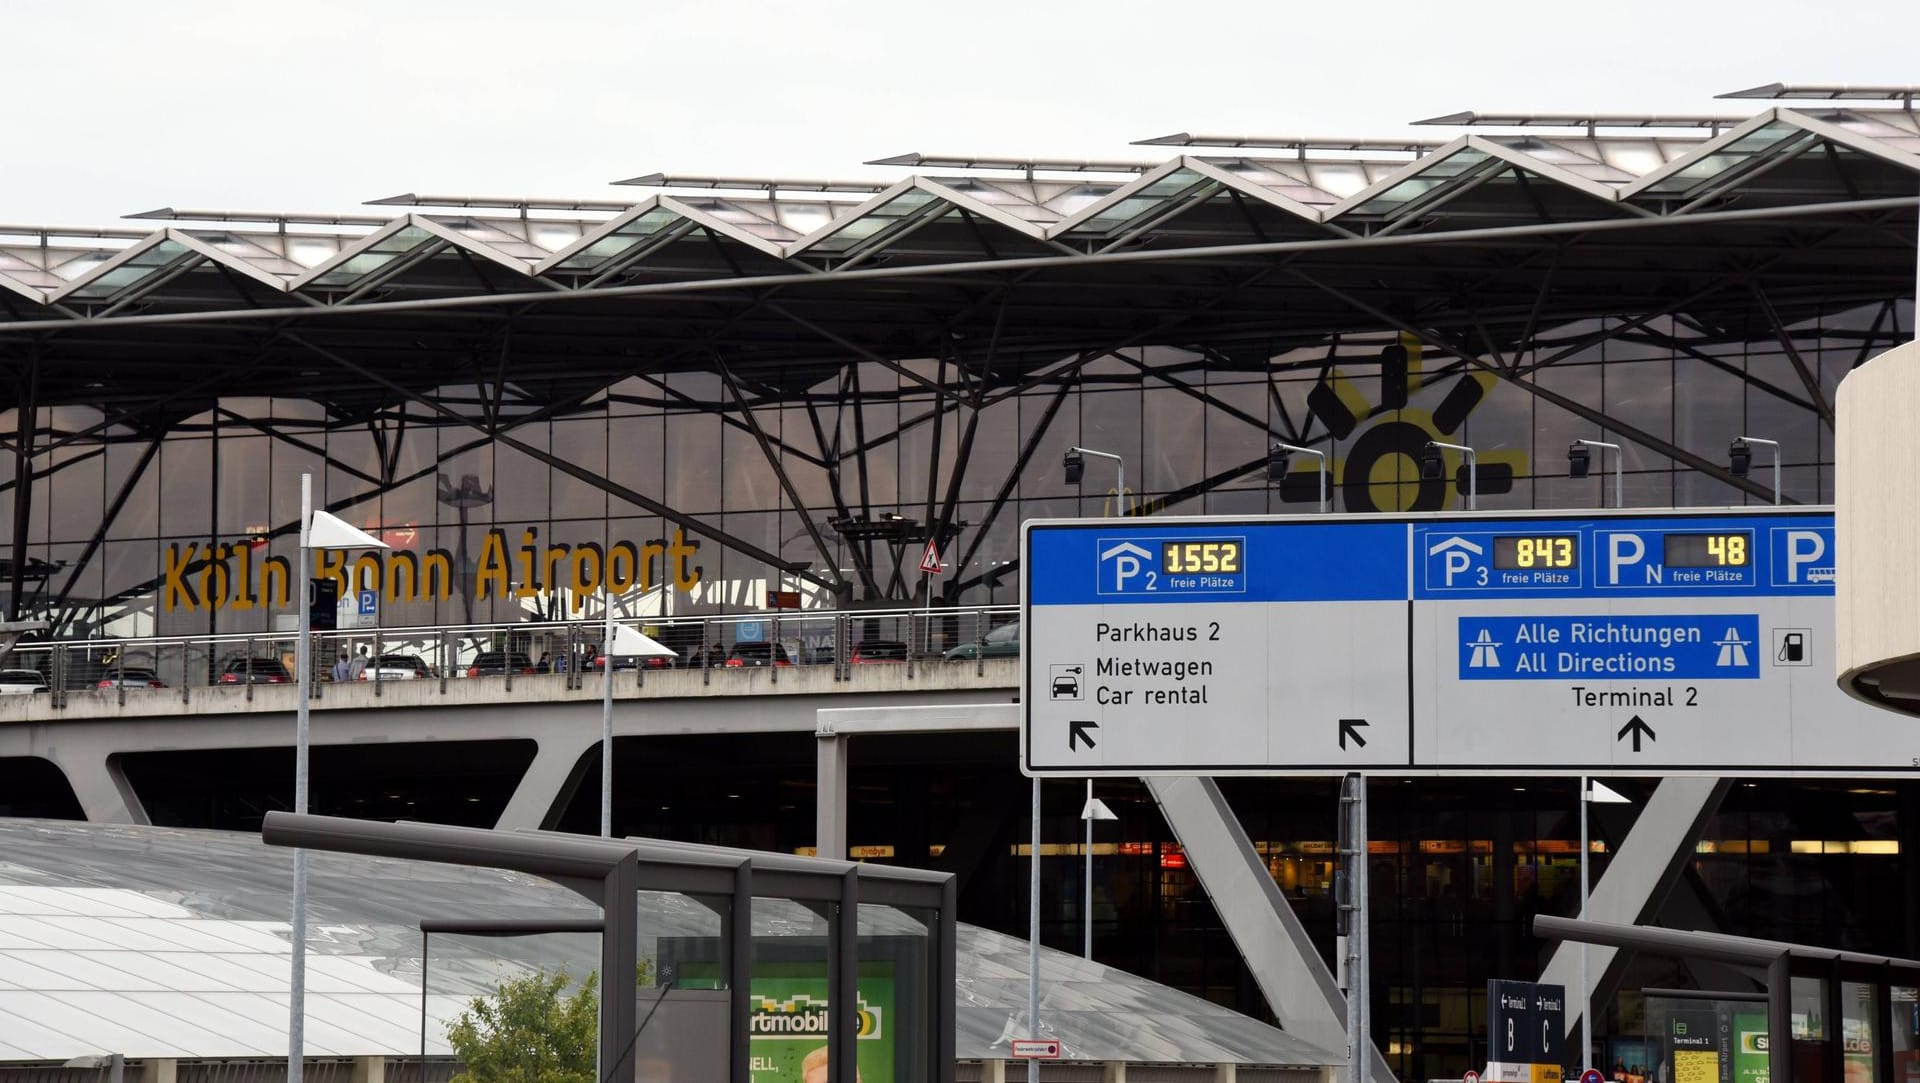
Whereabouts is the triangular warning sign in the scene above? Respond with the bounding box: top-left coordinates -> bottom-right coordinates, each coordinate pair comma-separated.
919,539 -> 943,575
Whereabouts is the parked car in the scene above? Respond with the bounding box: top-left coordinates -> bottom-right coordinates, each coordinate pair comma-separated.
466,651 -> 536,677
218,657 -> 291,684
0,669 -> 49,694
849,639 -> 908,664
95,667 -> 167,690
358,655 -> 433,680
944,621 -> 1020,661
725,642 -> 793,668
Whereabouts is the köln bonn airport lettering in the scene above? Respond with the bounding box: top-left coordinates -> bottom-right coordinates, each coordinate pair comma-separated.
160,526 -> 703,612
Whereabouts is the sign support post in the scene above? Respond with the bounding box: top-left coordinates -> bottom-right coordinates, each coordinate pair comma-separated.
1579,774 -> 1590,1074
1028,775 -> 1041,1083
1342,772 -> 1370,1083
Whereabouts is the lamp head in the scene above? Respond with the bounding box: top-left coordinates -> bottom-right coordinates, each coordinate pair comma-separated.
1728,439 -> 1752,477
1063,449 -> 1084,485
1568,442 -> 1591,479
1419,442 -> 1446,482
1266,444 -> 1290,482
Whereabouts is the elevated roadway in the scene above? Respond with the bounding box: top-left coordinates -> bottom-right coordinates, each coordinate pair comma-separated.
0,660 -> 1019,828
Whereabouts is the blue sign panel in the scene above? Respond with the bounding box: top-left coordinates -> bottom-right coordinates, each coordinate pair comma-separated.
1456,614 -> 1761,680
1767,524 -> 1836,588
1411,514 -> 1836,600
1026,521 -> 1407,606
356,589 -> 378,616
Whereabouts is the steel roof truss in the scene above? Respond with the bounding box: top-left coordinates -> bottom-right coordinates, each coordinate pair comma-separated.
716,359 -> 842,589
1671,131 -> 1823,215
1749,281 -> 1836,424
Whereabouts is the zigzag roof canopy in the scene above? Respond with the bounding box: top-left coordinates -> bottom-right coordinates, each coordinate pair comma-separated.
0,94 -> 1912,414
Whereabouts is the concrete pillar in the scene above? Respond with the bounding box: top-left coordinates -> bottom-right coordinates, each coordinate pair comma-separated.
147,1059 -> 177,1083
349,1058 -> 385,1083
984,1060 -> 1006,1083
1212,1064 -> 1238,1083
52,752 -> 148,825
496,737 -> 593,830
1538,777 -> 1727,1044
1148,776 -> 1395,1083
1102,1062 -> 1127,1083
816,732 -> 848,861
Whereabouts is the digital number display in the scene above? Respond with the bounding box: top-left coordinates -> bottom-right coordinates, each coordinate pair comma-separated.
1161,540 -> 1243,575
1493,534 -> 1578,569
1664,532 -> 1751,567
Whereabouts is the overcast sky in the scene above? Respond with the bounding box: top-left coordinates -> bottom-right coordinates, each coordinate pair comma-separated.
7,0 -> 1918,225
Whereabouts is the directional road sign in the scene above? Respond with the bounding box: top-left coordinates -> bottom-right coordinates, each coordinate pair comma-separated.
1022,508 -> 1917,777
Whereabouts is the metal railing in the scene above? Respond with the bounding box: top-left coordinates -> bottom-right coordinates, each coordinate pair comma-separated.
3,604 -> 1020,708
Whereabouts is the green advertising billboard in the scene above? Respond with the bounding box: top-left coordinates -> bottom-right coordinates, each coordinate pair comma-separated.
661,935 -> 927,1083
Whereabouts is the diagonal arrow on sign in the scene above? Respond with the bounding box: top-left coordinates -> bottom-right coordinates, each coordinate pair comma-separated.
1339,718 -> 1369,750
1069,719 -> 1099,752
1616,715 -> 1656,752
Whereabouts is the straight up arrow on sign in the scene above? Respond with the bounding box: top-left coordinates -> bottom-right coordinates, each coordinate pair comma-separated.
1615,715 -> 1656,752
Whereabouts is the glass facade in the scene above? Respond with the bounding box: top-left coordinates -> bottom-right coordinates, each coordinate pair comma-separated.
1,303 -> 1904,640
0,298 -> 1913,1078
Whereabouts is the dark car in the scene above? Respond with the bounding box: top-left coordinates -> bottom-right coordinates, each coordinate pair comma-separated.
944,621 -> 1020,661
725,642 -> 793,668
466,651 -> 536,677
849,639 -> 908,664
218,657 -> 291,684
95,667 -> 167,689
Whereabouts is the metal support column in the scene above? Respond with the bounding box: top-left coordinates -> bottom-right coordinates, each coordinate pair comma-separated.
1766,953 -> 1792,1083
831,867 -> 860,1083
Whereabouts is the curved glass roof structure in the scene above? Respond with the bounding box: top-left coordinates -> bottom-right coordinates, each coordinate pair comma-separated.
0,820 -> 1336,1068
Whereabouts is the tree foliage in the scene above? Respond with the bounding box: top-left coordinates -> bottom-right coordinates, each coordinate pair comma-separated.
446,970 -> 599,1083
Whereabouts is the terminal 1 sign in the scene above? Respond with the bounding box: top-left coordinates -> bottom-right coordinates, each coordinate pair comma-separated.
1021,507 -> 1914,777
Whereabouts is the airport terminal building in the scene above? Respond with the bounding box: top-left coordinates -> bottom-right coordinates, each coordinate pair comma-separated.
0,84 -> 1917,1078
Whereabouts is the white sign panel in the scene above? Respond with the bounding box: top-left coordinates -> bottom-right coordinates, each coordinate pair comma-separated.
1023,518 -> 1411,775
1023,509 -> 1920,777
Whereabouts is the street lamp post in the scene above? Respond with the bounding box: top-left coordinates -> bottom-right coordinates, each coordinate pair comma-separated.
290,476 -> 387,1083
1065,446 -> 1126,516
1267,440 -> 1330,513
1569,438 -> 1624,509
1729,436 -> 1782,505
1422,441 -> 1479,510
1580,777 -> 1631,1072
1052,445 -> 1132,1080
